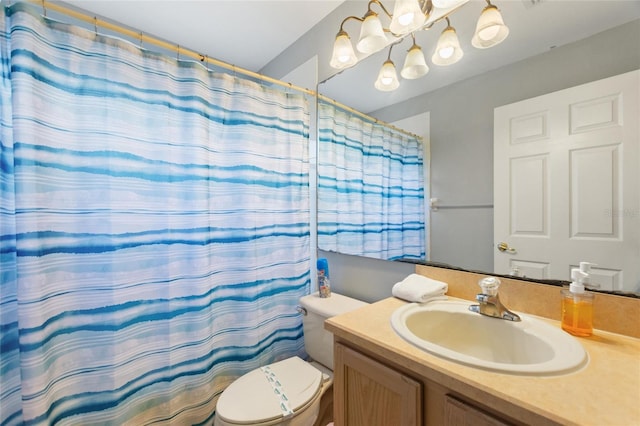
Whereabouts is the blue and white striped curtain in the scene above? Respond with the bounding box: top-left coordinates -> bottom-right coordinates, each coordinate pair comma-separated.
0,4 -> 310,425
317,100 -> 425,261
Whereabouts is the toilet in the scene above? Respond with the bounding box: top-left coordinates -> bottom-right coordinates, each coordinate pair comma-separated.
214,292 -> 367,426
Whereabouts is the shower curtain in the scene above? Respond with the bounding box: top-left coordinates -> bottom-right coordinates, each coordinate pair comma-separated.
317,100 -> 425,261
0,4 -> 310,425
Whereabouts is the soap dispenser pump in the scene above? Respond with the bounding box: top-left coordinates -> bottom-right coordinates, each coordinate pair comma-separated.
561,262 -> 595,336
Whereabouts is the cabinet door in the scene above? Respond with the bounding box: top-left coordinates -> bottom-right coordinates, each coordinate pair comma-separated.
444,394 -> 512,426
334,343 -> 421,426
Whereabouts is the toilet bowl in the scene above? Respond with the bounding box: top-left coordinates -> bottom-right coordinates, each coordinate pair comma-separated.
214,292 -> 367,426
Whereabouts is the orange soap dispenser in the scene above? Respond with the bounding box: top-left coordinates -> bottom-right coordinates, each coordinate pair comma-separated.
561,262 -> 595,337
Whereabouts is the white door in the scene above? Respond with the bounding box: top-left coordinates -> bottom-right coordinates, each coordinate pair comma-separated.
494,70 -> 639,292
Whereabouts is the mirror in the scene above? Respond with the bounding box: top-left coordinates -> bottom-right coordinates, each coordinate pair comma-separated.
318,1 -> 640,296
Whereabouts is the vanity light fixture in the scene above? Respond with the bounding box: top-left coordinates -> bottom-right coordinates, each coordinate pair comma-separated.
375,43 -> 401,91
472,0 -> 510,48
431,0 -> 464,8
389,0 -> 427,35
329,0 -> 509,91
401,34 -> 429,79
357,10 -> 388,54
329,30 -> 358,69
431,17 -> 463,66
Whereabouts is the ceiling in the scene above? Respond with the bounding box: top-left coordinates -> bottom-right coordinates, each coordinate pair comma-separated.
59,1 -> 640,113
62,0 -> 346,72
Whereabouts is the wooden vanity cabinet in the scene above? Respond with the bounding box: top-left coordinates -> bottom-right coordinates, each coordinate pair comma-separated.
443,395 -> 513,426
333,341 -> 519,426
333,342 -> 421,426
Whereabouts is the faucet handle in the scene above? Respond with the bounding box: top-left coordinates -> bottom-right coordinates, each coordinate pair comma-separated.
478,276 -> 501,296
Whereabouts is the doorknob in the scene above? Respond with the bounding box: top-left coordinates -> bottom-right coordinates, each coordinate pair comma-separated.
497,242 -> 517,254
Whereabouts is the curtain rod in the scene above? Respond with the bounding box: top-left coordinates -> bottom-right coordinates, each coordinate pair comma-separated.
27,0 -> 422,142
29,0 -> 315,97
318,93 -> 423,141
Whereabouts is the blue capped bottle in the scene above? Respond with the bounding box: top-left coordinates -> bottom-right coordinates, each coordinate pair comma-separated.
317,258 -> 331,298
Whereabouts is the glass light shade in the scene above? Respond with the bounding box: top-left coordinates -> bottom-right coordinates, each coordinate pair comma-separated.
330,31 -> 358,69
374,60 -> 400,91
472,4 -> 509,49
431,26 -> 463,66
356,12 -> 388,54
431,0 -> 461,8
389,0 -> 426,35
401,44 -> 429,79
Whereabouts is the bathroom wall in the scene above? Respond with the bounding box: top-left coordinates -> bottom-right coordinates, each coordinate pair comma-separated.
317,250 -> 414,302
264,19 -> 640,303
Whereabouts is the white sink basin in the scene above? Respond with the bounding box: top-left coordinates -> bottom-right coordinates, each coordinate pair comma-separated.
390,300 -> 588,375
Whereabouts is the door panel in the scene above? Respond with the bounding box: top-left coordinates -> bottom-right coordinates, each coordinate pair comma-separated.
510,155 -> 548,236
494,70 -> 639,291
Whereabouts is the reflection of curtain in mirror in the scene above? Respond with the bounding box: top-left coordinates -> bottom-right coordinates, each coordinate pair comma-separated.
0,4 -> 310,424
317,101 -> 425,261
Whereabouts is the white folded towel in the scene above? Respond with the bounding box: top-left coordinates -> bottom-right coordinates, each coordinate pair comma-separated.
392,273 -> 448,303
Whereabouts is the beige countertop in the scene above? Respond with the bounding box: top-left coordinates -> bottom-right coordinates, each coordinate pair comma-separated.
325,296 -> 640,426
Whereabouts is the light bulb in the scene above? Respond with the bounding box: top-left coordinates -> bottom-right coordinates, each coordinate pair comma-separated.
438,46 -> 454,59
397,12 -> 414,26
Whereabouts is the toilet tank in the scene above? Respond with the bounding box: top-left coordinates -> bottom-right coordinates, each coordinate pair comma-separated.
299,292 -> 368,370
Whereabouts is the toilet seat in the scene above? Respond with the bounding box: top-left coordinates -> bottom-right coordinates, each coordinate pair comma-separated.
215,356 -> 323,425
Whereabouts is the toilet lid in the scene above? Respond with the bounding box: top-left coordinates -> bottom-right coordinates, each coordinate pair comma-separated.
216,356 -> 322,424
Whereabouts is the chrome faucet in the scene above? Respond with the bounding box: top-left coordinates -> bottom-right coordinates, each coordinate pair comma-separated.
469,277 -> 521,322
